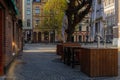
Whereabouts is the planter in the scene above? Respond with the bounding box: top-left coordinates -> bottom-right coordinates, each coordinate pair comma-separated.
81,48 -> 118,77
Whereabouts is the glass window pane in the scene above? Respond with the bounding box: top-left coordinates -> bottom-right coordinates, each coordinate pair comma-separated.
27,8 -> 30,15
36,0 -> 40,2
27,19 -> 30,27
27,0 -> 30,4
35,7 -> 40,14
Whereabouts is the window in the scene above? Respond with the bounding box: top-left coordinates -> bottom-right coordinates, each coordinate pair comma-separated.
27,0 -> 30,4
36,19 -> 40,24
79,25 -> 82,31
86,26 -> 89,31
35,19 -> 40,27
97,0 -> 101,4
95,22 -> 100,33
27,8 -> 30,15
108,19 -> 111,26
36,0 -> 40,2
35,7 -> 40,14
112,17 -> 115,25
27,19 -> 30,27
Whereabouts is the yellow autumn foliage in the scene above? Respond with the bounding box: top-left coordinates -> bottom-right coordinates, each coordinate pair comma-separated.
42,0 -> 67,33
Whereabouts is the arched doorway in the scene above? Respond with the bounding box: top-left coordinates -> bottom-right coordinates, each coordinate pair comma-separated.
71,36 -> 74,42
79,35 -> 82,42
50,31 -> 55,43
33,32 -> 37,43
44,31 -> 49,43
38,32 -> 41,43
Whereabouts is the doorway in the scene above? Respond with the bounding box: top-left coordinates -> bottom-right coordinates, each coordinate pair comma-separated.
44,31 -> 49,43
38,32 -> 41,43
33,32 -> 37,43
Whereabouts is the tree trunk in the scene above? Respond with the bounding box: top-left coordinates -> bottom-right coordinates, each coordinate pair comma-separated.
65,0 -> 92,42
66,22 -> 75,42
67,32 -> 73,42
66,12 -> 75,42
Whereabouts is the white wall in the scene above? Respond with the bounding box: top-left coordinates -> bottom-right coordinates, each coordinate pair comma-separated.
22,0 -> 33,30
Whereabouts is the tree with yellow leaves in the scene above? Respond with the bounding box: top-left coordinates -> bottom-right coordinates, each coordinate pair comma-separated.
42,0 -> 67,34
43,0 -> 92,42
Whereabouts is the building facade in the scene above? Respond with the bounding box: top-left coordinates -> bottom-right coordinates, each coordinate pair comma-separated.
103,0 -> 120,48
23,0 -> 33,43
104,0 -> 115,42
73,20 -> 90,43
90,0 -> 105,42
114,0 -> 120,66
90,0 -> 116,43
0,0 -> 23,75
90,0 -> 120,65
32,0 -> 55,43
32,0 -> 42,43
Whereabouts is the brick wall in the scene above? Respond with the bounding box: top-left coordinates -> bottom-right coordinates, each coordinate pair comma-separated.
5,14 -> 13,66
0,0 -> 23,75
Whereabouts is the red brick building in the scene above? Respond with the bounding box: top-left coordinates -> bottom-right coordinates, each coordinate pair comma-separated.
0,0 -> 23,76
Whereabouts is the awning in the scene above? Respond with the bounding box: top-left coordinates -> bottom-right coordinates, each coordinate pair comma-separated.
10,0 -> 19,15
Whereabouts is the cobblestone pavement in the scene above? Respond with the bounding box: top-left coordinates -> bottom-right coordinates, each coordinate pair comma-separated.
5,43 -> 120,80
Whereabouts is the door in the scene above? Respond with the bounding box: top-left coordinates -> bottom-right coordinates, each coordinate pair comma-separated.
33,32 -> 37,43
44,31 -> 49,43
38,32 -> 41,43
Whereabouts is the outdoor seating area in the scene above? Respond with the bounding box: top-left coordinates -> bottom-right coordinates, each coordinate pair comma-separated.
56,42 -> 81,60
1,0 -> 120,79
56,43 -> 118,77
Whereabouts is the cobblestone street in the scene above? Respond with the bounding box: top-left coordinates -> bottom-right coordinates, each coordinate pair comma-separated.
4,43 -> 120,80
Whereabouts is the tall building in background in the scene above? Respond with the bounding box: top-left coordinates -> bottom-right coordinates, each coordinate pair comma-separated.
90,0 -> 105,42
72,15 -> 90,43
23,0 -> 33,43
32,0 -> 54,43
90,0 -> 120,66
114,0 -> 120,66
104,0 -> 115,42
32,0 -> 42,43
90,0 -> 115,43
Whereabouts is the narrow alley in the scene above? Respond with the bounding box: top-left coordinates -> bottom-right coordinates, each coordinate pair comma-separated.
5,44 -> 120,80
